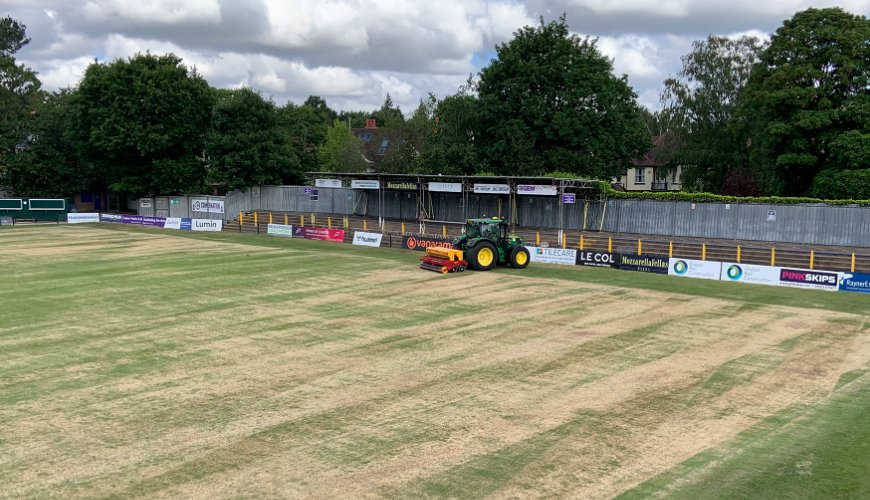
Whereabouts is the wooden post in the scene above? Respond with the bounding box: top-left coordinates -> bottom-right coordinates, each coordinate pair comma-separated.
737,245 -> 741,263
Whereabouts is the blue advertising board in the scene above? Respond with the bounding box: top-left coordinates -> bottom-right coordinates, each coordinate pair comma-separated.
839,273 -> 870,294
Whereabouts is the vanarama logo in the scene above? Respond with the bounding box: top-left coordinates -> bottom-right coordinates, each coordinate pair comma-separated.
673,260 -> 689,275
726,264 -> 743,280
403,235 -> 452,251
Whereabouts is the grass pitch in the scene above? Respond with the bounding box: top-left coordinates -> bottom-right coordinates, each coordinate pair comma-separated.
1,224 -> 868,498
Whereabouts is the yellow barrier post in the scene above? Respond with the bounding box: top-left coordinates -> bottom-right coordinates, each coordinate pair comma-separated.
300,215 -> 304,227
269,213 -> 273,225
669,241 -> 673,258
702,243 -> 707,261
536,232 -> 540,245
737,245 -> 741,263
253,212 -> 258,227
442,225 -> 447,238
363,219 -> 368,231
637,239 -> 642,255
328,217 -> 332,229
284,214 -> 288,225
562,234 -> 567,249
608,236 -> 612,253
852,253 -> 856,272
810,250 -> 815,270
344,216 -> 349,229
401,223 -> 405,234
310,213 -> 315,226
239,211 -> 244,226
770,247 -> 776,266
580,235 -> 585,250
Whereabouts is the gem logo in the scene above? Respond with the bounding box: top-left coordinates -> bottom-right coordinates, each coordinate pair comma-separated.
726,264 -> 743,280
673,260 -> 689,275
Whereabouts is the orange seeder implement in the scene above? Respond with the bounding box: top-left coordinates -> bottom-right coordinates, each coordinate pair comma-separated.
419,247 -> 468,274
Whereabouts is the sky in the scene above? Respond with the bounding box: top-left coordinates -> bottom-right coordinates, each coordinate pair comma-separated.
4,0 -> 869,114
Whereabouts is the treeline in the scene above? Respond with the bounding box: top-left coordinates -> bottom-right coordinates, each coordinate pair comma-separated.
1,8 -> 868,200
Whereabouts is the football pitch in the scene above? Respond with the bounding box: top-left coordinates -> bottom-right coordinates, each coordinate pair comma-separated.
1,225 -> 868,498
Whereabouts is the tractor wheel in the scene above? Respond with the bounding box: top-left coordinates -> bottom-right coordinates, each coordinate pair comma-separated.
468,241 -> 497,271
509,246 -> 530,269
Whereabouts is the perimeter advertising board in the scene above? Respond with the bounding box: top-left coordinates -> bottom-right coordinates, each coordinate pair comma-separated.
839,273 -> 870,294
525,246 -> 577,266
778,267 -> 839,291
517,185 -> 558,196
473,184 -> 510,194
428,182 -> 462,193
353,231 -> 383,247
719,262 -> 780,286
67,213 -> 99,224
668,258 -> 722,280
351,180 -> 380,189
191,219 -> 222,232
190,198 -> 224,214
576,251 -> 618,267
315,179 -> 342,188
292,227 -> 345,242
619,254 -> 669,274
402,235 -> 453,251
164,217 -> 183,229
267,224 -> 293,237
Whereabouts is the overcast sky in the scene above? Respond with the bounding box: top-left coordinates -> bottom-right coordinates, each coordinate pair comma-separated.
4,0 -> 869,114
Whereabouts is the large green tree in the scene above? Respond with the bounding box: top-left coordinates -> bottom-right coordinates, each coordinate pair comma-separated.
740,7 -> 870,196
476,16 -> 648,178
4,90 -> 87,196
0,16 -> 42,173
70,53 -> 214,196
418,89 -> 481,175
319,119 -> 367,172
205,88 -> 300,191
281,102 -> 329,175
661,35 -> 763,193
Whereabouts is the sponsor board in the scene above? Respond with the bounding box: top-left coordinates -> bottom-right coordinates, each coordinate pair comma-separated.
839,273 -> 870,294
351,180 -> 380,189
267,224 -> 294,237
669,258 -> 722,280
180,218 -> 192,230
562,193 -> 576,204
122,215 -> 144,225
719,262 -> 780,286
292,227 -> 345,242
163,217 -> 182,229
0,217 -> 13,226
517,184 -> 558,196
353,231 -> 383,247
190,198 -> 224,214
778,267 -> 839,291
619,253 -> 669,274
315,178 -> 342,188
576,251 -> 618,267
191,219 -> 222,232
100,213 -> 122,223
428,182 -> 462,193
385,181 -> 418,190
526,246 -> 577,266
402,235 -> 453,251
141,216 -> 166,227
473,183 -> 510,194
139,199 -> 152,208
67,213 -> 100,224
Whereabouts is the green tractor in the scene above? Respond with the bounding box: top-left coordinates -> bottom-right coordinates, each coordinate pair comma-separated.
453,218 -> 530,271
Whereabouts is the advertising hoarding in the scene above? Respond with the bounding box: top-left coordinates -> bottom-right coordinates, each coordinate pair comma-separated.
525,246 -> 577,266
351,180 -> 380,189
576,251 -> 618,267
292,227 -> 345,242
428,182 -> 462,193
67,213 -> 100,224
719,262 -> 780,286
778,268 -> 839,291
315,179 -> 342,188
267,224 -> 294,237
353,231 -> 383,247
517,185 -> 558,196
668,258 -> 722,280
191,219 -> 222,232
190,198 -> 224,214
402,235 -> 453,251
473,184 -> 510,194
619,254 -> 669,274
839,273 -> 870,294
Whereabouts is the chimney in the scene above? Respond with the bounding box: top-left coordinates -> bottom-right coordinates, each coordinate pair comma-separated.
365,118 -> 377,129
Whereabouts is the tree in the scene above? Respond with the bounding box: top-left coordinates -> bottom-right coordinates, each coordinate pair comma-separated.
205,88 -> 300,191
371,94 -> 405,129
418,89 -> 481,175
319,119 -> 367,172
4,90 -> 88,196
281,102 -> 328,175
0,16 -> 41,169
476,16 -> 648,178
660,35 -> 763,191
740,8 -> 870,196
70,53 -> 214,196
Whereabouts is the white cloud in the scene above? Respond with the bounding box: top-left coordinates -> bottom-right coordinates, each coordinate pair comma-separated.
80,0 -> 222,25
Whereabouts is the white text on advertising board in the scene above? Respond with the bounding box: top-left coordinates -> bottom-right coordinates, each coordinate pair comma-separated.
473,184 -> 510,194
351,180 -> 380,189
668,258 -> 722,280
719,263 -> 780,286
428,182 -> 462,193
190,199 -> 225,214
778,268 -> 839,291
517,185 -> 558,196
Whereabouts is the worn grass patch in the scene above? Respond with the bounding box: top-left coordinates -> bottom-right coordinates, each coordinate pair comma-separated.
1,224 -> 868,498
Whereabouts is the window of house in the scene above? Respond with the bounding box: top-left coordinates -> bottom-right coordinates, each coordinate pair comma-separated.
377,139 -> 389,155
634,168 -> 645,184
